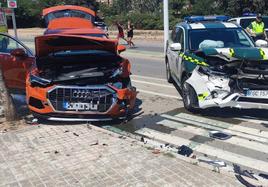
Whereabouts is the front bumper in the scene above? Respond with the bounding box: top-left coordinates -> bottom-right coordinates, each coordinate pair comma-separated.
186,68 -> 268,109
26,83 -> 137,121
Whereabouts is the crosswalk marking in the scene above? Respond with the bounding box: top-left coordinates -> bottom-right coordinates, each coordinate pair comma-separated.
176,113 -> 268,139
138,89 -> 180,99
161,114 -> 268,143
131,75 -> 166,82
132,79 -> 174,88
136,128 -> 268,173
157,119 -> 268,154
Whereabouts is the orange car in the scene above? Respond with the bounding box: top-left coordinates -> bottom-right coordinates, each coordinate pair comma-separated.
0,32 -> 137,121
27,34 -> 137,121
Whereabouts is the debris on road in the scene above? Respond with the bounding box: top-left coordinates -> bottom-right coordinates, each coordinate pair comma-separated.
259,173 -> 268,180
54,150 -> 59,154
90,141 -> 99,146
102,143 -> 108,146
199,159 -> 226,167
177,145 -> 193,157
152,149 -> 161,154
64,130 -> 69,133
209,131 -> 232,140
73,133 -> 79,137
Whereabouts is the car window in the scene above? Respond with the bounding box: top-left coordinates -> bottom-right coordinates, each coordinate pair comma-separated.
178,28 -> 184,51
240,18 -> 255,28
0,34 -> 32,55
189,28 -> 254,51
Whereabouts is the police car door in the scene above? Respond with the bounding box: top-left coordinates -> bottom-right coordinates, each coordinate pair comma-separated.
176,27 -> 185,80
168,27 -> 182,80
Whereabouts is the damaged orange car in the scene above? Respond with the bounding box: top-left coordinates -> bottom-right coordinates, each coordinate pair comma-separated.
0,33 -> 137,121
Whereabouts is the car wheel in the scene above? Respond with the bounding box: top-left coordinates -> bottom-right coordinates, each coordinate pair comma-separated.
182,77 -> 199,112
166,59 -> 173,83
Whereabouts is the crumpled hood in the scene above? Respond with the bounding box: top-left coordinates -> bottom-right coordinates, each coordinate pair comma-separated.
200,47 -> 268,61
35,34 -> 118,57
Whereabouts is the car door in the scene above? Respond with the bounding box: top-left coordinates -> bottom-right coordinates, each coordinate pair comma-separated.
167,27 -> 181,78
176,27 -> 185,82
0,34 -> 34,93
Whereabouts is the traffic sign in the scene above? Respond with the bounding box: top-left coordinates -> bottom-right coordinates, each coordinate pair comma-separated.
7,0 -> 17,9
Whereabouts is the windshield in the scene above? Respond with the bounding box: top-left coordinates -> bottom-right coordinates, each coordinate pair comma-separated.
240,17 -> 268,29
45,10 -> 94,26
189,28 -> 254,51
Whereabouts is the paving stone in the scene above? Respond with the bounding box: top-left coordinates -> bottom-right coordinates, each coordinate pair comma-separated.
0,125 -> 243,187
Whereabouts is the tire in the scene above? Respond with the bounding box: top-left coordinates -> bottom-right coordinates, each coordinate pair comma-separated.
182,77 -> 199,112
166,59 -> 173,83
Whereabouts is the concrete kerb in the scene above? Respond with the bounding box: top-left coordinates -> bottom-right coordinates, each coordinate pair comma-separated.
88,124 -> 268,186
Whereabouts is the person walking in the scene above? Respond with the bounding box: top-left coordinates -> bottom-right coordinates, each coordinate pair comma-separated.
246,13 -> 268,41
127,21 -> 135,47
116,21 -> 127,43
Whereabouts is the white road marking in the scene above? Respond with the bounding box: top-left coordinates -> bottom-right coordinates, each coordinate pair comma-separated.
235,117 -> 268,125
138,89 -> 181,99
157,119 -> 268,154
132,79 -> 173,88
161,114 -> 268,143
177,113 -> 268,139
136,128 -> 268,173
131,75 -> 166,82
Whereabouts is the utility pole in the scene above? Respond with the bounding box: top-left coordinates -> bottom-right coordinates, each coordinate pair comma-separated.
163,0 -> 169,53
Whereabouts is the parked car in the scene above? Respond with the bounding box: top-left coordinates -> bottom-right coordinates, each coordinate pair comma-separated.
0,33 -> 137,121
228,14 -> 268,36
44,17 -> 108,38
42,5 -> 109,34
165,15 -> 268,112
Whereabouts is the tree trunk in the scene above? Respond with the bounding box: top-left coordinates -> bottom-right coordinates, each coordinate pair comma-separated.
0,69 -> 18,121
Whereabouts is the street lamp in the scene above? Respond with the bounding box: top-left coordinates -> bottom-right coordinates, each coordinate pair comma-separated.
163,0 -> 169,53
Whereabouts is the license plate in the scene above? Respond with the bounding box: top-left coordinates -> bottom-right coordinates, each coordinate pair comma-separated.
63,102 -> 98,111
246,90 -> 268,98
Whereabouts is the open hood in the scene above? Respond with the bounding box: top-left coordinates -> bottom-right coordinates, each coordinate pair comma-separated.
35,34 -> 118,57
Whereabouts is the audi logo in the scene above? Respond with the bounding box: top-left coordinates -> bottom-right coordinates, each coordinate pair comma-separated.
72,90 -> 95,99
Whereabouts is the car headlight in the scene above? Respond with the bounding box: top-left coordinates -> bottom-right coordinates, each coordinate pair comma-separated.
30,74 -> 51,87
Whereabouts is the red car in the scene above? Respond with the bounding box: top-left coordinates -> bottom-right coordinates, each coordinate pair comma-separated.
0,33 -> 137,121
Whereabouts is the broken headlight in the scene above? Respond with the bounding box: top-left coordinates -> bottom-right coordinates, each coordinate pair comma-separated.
30,74 -> 51,87
198,66 -> 226,77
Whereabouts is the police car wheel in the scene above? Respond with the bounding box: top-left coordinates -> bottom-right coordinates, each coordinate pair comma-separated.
165,60 -> 173,83
182,78 -> 198,112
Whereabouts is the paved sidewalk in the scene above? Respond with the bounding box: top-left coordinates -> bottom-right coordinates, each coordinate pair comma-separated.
0,124 -> 242,187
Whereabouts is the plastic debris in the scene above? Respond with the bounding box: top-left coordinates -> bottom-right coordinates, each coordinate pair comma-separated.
199,159 -> 227,167
177,145 -> 193,157
73,132 -> 79,137
259,173 -> 268,180
152,149 -> 161,154
209,131 -> 232,140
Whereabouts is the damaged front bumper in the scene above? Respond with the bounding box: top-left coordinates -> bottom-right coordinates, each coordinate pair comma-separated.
26,83 -> 137,121
186,68 -> 268,109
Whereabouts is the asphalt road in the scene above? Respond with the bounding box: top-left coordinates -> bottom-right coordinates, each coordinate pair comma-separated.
20,39 -> 268,183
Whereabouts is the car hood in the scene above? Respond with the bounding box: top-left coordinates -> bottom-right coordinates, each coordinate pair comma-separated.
200,47 -> 268,61
47,17 -> 94,30
35,34 -> 118,57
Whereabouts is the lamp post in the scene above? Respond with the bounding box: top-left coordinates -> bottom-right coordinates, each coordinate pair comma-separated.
163,0 -> 169,53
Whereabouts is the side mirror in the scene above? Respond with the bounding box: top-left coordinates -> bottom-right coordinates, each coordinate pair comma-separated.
255,40 -> 268,47
117,45 -> 126,54
170,43 -> 182,51
11,48 -> 28,58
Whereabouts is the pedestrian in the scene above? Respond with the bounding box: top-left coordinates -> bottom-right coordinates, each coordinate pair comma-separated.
116,21 -> 127,43
127,21 -> 135,47
246,13 -> 268,41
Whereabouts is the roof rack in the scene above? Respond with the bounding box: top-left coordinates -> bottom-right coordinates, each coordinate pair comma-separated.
184,15 -> 230,23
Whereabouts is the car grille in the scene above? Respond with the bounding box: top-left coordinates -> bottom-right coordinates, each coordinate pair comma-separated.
48,86 -> 115,113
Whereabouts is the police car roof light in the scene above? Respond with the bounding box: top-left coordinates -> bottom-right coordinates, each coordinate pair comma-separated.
242,13 -> 257,17
184,15 -> 230,23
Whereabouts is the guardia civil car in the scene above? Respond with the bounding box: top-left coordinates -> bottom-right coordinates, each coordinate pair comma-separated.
165,16 -> 268,112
